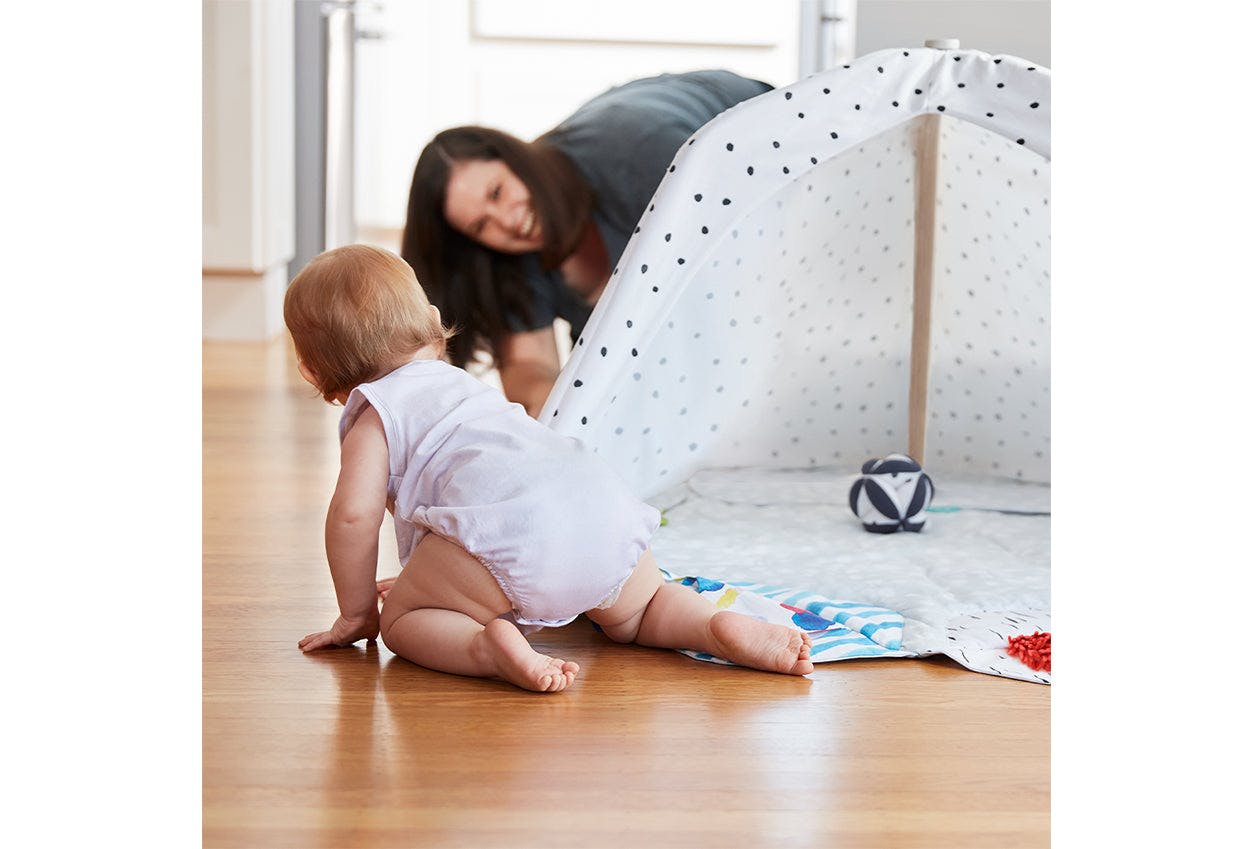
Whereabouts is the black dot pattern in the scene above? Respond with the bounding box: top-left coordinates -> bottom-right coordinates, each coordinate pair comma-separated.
541,48 -> 1051,494
928,119 -> 1050,480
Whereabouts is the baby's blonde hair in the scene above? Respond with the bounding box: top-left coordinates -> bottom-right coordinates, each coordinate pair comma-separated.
284,244 -> 453,402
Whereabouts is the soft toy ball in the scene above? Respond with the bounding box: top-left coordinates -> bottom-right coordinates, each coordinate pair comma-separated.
848,454 -> 935,533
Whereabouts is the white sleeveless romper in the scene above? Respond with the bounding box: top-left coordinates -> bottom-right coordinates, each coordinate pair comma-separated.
339,359 -> 660,629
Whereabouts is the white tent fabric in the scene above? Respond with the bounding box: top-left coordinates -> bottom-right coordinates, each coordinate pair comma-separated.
542,46 -> 1049,490
541,47 -> 1051,682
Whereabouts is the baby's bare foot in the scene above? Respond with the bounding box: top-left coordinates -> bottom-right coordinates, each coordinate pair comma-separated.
707,610 -> 814,675
480,618 -> 579,692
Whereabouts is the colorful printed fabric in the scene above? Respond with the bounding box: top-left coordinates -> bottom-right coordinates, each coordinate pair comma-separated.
666,570 -> 1052,683
664,571 -> 913,665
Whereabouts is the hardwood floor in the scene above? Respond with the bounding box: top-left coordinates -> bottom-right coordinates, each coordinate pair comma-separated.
203,338 -> 1050,849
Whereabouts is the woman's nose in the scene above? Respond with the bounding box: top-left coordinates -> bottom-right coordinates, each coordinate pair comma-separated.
492,203 -> 524,233
486,198 -> 512,226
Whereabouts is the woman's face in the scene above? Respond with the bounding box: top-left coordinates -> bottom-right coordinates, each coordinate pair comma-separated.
442,159 -> 544,254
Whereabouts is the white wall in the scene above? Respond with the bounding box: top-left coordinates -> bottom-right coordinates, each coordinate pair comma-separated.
202,0 -> 295,340
855,0 -> 1050,65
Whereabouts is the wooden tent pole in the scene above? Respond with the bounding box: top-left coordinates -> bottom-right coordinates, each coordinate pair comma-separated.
908,38 -> 955,464
908,113 -> 940,463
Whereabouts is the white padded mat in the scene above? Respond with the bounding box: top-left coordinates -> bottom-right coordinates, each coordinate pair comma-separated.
647,466 -> 1051,683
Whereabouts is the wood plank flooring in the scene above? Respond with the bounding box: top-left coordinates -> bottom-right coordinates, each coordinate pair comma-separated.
203,338 -> 1050,849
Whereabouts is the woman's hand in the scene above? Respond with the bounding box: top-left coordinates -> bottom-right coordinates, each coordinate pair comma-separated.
298,611 -> 380,652
376,576 -> 397,602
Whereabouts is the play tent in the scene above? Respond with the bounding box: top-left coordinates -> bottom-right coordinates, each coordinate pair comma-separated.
542,45 -> 1052,683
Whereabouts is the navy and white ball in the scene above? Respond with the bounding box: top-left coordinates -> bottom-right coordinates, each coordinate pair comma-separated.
848,454 -> 935,533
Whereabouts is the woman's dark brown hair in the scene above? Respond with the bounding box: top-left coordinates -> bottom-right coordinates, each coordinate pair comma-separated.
400,126 -> 595,369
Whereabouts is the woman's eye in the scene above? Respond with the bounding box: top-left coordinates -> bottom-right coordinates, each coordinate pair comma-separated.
490,184 -> 501,201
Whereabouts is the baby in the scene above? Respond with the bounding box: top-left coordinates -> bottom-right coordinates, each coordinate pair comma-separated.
285,244 -> 813,691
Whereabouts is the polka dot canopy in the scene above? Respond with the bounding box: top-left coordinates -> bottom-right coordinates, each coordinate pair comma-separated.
541,47 -> 1051,498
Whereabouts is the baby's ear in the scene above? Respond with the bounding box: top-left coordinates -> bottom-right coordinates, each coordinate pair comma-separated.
429,304 -> 441,324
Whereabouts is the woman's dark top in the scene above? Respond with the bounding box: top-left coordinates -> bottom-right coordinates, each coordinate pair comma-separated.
509,70 -> 773,344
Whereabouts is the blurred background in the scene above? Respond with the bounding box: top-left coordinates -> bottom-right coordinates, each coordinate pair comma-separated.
202,0 -> 1050,341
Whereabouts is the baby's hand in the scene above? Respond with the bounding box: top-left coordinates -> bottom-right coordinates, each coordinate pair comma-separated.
376,576 -> 398,602
298,613 -> 379,652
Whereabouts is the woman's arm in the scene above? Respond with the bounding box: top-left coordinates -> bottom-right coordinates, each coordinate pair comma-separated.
497,326 -> 562,418
299,404 -> 390,651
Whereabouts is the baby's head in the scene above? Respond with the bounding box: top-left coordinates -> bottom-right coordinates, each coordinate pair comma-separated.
284,244 -> 453,402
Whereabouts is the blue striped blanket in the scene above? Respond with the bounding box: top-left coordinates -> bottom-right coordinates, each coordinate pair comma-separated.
664,571 -> 913,664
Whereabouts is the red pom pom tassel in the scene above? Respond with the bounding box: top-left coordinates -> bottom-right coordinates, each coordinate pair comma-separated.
1007,631 -> 1051,672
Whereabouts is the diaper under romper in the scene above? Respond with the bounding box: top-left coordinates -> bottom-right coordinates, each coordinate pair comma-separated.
339,359 -> 660,628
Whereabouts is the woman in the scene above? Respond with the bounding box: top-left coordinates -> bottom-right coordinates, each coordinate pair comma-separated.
401,69 -> 773,417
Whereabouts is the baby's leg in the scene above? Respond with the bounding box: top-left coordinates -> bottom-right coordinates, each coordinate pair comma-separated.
380,534 -> 579,692
586,550 -> 814,676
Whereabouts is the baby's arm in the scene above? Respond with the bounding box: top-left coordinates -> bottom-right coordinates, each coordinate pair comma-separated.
298,405 -> 391,652
375,498 -> 398,601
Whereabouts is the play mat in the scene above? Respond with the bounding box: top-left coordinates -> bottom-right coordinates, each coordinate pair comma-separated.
653,467 -> 1049,683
